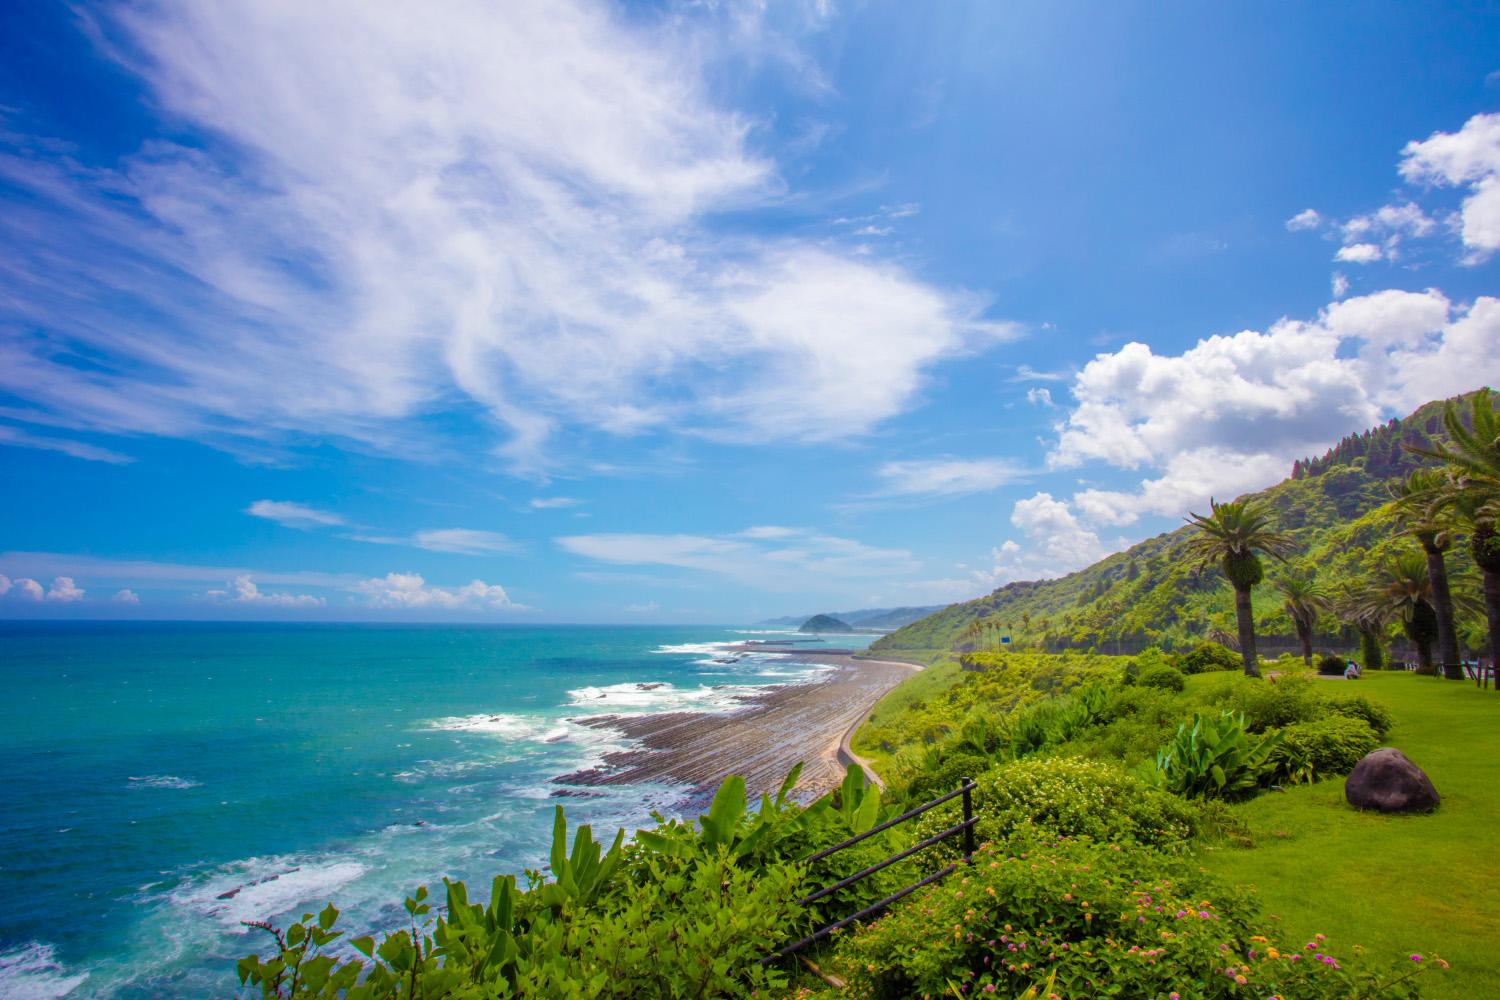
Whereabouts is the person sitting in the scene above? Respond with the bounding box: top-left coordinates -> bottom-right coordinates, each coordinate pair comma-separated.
1344,660 -> 1362,680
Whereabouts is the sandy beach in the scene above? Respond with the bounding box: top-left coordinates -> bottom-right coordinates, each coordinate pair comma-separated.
554,648 -> 921,806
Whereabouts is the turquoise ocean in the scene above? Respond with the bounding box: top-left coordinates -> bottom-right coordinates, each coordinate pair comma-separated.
0,622 -> 870,998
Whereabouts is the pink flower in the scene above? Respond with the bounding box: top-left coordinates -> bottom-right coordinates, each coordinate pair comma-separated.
1409,954 -> 1423,963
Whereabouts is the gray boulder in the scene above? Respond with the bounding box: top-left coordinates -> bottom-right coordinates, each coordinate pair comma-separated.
1345,748 -> 1439,813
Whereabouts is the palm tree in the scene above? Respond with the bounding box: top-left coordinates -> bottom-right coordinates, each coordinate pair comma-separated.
1411,390 -> 1500,683
1334,586 -> 1388,671
1357,551 -> 1440,675
1276,567 -> 1328,666
1184,497 -> 1294,677
1391,469 -> 1463,679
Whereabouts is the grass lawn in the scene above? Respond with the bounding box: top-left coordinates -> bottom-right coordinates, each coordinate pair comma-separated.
851,650 -> 960,774
1198,671 -> 1500,999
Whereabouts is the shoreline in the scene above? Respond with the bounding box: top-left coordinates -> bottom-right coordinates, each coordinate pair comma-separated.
553,649 -> 921,807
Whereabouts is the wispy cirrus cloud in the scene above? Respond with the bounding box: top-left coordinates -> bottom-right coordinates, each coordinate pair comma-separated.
349,528 -> 519,556
557,527 -> 917,590
0,1 -> 1013,472
871,458 -> 1024,500
0,424 -> 134,464
245,500 -> 346,529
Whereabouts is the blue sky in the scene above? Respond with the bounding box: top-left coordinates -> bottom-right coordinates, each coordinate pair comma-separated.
2,1 -> 1498,623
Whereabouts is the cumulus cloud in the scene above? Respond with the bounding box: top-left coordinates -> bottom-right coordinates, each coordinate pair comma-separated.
1044,287 -> 1499,530
207,575 -> 325,607
1332,273 -> 1349,299
1026,387 -> 1056,408
246,500 -> 346,530
45,576 -> 85,602
0,1 -> 1011,469
1285,208 -> 1322,231
873,458 -> 1023,499
13,578 -> 44,601
984,493 -> 1114,582
353,572 -> 520,610
558,527 -> 916,589
1399,112 -> 1500,259
112,588 -> 141,604
1335,242 -> 1383,264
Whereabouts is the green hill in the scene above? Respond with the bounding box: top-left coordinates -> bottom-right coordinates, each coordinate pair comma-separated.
873,392 -> 1488,658
800,613 -> 854,633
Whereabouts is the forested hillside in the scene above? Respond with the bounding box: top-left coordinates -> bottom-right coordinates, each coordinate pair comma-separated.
874,392 -> 1489,657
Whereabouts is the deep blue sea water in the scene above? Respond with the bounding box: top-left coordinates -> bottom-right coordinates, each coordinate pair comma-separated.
0,622 -> 869,998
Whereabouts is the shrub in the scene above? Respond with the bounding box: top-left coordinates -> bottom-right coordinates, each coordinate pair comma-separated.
909,757 -> 1198,865
829,837 -> 1443,1000
1273,716 -> 1380,782
1175,640 -> 1242,674
903,748 -> 990,803
1209,671 -> 1324,732
1153,711 -> 1283,801
1138,663 -> 1186,691
1318,652 -> 1348,676
1327,693 -> 1395,738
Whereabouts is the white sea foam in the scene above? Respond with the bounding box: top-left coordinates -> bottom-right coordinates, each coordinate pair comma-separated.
0,944 -> 88,1000
565,681 -> 763,713
173,858 -> 368,929
424,713 -> 573,742
652,641 -> 739,655
127,774 -> 201,790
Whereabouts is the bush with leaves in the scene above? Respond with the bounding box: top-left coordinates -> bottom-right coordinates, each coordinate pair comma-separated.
235,765 -> 902,999
1173,640 -> 1242,674
1327,693 -> 1395,738
828,836 -> 1443,1000
1138,663 -> 1186,692
1206,670 -> 1324,732
1272,716 -> 1380,783
907,757 -> 1198,870
1153,711 -> 1283,801
1319,652 -> 1349,676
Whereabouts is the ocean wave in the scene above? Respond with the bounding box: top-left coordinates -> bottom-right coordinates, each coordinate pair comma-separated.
0,943 -> 88,999
651,641 -> 738,655
566,681 -> 763,713
424,713 -> 573,742
171,858 -> 368,929
127,774 -> 201,790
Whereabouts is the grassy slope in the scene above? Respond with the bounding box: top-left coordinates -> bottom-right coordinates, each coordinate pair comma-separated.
1201,672 -> 1499,1000
853,650 -> 960,775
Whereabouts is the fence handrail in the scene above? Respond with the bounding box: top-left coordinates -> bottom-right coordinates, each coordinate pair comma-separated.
760,778 -> 978,965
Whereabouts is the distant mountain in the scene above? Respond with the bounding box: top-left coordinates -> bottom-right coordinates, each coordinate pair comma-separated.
754,605 -> 945,630
873,391 -> 1488,657
800,614 -> 854,633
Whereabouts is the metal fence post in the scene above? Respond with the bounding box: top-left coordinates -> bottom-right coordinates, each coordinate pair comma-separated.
961,778 -> 974,861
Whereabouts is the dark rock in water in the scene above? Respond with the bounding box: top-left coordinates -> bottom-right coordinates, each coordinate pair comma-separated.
1345,748 -> 1439,813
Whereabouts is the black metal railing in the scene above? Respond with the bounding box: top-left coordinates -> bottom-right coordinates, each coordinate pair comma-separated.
759,778 -> 977,965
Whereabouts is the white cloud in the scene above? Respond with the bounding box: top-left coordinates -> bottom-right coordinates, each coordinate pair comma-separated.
530,497 -> 583,509
1044,288 -> 1499,532
1026,387 -> 1055,408
352,572 -> 520,610
1332,273 -> 1349,298
1285,208 -> 1322,231
207,575 -> 325,607
0,425 -> 134,464
624,600 -> 659,613
0,552 -> 354,589
0,2 -> 1011,469
558,527 -> 916,589
112,588 -> 141,604
1399,112 -> 1500,259
873,458 -> 1022,499
13,577 -> 44,601
246,500 -> 346,530
45,576 -> 85,602
350,528 -> 519,555
1335,242 -> 1383,263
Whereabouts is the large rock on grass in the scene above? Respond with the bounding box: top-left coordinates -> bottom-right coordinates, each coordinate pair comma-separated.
1345,748 -> 1439,814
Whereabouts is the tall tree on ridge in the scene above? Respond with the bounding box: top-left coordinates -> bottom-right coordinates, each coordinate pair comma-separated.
1276,567 -> 1328,666
1185,497 -> 1294,677
1391,469 -> 1463,680
1411,389 -> 1500,683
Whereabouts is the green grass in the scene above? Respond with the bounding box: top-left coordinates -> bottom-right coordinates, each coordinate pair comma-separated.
851,650 -> 960,775
1199,671 -> 1500,999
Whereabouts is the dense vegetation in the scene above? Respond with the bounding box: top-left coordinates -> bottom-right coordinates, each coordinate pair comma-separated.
873,392 -> 1495,661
